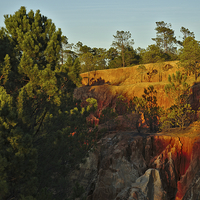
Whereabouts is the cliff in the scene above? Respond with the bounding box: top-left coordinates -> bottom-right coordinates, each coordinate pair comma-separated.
72,61 -> 200,199
71,127 -> 200,200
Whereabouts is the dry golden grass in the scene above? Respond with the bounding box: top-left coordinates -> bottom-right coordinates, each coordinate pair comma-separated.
80,60 -> 189,86
79,60 -> 200,110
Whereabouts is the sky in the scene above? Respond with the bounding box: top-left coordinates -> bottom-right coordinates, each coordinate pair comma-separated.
0,0 -> 200,50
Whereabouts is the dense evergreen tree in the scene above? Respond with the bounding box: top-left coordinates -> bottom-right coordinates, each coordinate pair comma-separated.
92,47 -> 107,70
65,56 -> 82,87
106,47 -> 121,68
124,46 -> 139,66
0,7 -> 96,199
140,44 -> 163,64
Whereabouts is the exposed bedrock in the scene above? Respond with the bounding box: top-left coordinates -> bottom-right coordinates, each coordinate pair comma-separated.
72,132 -> 200,200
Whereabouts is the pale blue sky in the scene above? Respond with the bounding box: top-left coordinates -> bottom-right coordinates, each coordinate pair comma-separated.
0,0 -> 200,50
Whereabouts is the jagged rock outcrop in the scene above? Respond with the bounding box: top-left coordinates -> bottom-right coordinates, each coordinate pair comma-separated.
71,131 -> 200,200
115,169 -> 165,200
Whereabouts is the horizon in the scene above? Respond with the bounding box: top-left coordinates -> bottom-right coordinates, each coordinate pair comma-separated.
1,0 -> 200,50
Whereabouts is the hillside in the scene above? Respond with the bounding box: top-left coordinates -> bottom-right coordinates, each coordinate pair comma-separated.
75,61 -> 200,113
73,61 -> 200,200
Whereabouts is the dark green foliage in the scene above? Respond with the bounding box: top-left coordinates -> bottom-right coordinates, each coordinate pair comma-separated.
107,47 -> 119,61
0,86 -> 38,199
60,35 -> 74,65
179,37 -> 200,80
112,31 -> 135,68
124,46 -> 139,66
66,56 -> 82,87
92,47 -> 107,70
107,56 -> 122,69
152,21 -> 177,54
0,7 -> 97,200
71,182 -> 86,200
79,52 -> 94,73
100,107 -> 118,131
142,86 -> 162,132
160,103 -> 195,129
100,107 -> 117,124
178,27 -> 195,46
106,47 -> 121,69
180,27 -> 195,40
133,86 -> 162,132
36,101 -> 96,199
162,71 -> 195,129
164,71 -> 189,104
140,44 -> 163,64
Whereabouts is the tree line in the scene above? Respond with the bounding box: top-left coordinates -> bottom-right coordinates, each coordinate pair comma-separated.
60,20 -> 200,81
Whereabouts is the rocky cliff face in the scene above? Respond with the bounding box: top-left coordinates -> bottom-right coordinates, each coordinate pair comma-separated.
72,61 -> 200,199
71,130 -> 200,200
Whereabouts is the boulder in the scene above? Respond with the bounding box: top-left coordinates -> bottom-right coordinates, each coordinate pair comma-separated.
115,169 -> 165,200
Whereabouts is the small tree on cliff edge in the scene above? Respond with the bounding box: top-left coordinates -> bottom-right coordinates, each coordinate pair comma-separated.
161,71 -> 195,129
164,71 -> 190,105
133,85 -> 162,132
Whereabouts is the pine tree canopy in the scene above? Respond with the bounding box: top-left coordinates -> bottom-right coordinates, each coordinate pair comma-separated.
0,6 -> 96,199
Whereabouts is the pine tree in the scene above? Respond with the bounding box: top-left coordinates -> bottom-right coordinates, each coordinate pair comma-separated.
179,37 -> 200,80
67,57 -> 82,87
152,21 -> 177,54
162,71 -> 195,129
0,7 -> 96,199
164,71 -> 189,104
133,86 -> 162,132
112,31 -> 134,67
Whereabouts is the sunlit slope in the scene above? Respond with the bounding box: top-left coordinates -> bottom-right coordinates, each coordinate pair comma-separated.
75,61 -> 199,110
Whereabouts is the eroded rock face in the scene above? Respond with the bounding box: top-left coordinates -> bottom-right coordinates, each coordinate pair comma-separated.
71,132 -> 200,200
182,170 -> 200,200
115,169 -> 165,200
89,134 -> 146,200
